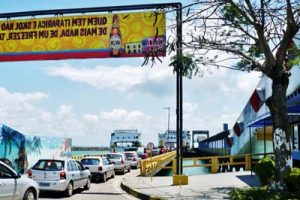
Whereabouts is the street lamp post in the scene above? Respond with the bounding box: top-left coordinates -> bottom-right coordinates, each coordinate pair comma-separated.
163,107 -> 170,147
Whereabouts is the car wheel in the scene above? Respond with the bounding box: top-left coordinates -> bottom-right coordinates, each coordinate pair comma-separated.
64,182 -> 73,197
23,189 -> 35,200
127,166 -> 131,173
84,178 -> 91,190
121,168 -> 125,175
111,171 -> 115,178
102,173 -> 107,182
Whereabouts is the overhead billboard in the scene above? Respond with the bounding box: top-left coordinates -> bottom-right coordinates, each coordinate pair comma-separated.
0,11 -> 166,61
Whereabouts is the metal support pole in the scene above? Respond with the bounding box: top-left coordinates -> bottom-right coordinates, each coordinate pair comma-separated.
175,3 -> 183,175
163,107 -> 170,147
249,126 -> 252,175
176,80 -> 180,175
0,1 -> 184,176
264,119 -> 266,155
0,3 -> 181,18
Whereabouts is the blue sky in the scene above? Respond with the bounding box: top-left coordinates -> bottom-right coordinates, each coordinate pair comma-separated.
0,0 -> 261,147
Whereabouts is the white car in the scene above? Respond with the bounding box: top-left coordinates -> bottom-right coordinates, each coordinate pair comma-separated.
81,156 -> 115,182
28,158 -> 90,197
124,151 -> 141,169
0,161 -> 39,200
106,153 -> 131,174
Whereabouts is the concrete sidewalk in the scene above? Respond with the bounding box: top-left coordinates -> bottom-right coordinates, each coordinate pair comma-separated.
121,171 -> 260,200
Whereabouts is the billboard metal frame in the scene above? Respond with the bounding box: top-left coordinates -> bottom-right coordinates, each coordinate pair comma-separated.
0,2 -> 184,175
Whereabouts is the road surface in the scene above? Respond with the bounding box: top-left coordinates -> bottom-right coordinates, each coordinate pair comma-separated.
39,169 -> 139,200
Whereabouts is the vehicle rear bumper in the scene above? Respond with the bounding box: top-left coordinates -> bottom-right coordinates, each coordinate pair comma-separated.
130,162 -> 138,167
36,180 -> 68,192
114,165 -> 125,171
91,172 -> 104,179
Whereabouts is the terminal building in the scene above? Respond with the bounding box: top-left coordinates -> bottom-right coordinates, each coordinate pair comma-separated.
198,32 -> 300,165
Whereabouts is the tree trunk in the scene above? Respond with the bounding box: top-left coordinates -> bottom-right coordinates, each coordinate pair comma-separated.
266,73 -> 292,190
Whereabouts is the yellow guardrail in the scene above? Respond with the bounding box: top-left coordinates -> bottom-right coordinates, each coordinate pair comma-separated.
140,152 -> 273,176
140,151 -> 176,176
166,154 -> 252,173
72,154 -> 85,160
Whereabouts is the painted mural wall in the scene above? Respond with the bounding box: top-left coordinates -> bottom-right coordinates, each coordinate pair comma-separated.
0,124 -> 71,173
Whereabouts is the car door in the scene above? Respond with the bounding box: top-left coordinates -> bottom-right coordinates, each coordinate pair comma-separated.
69,160 -> 81,189
0,163 -> 16,200
102,158 -> 111,177
75,161 -> 87,187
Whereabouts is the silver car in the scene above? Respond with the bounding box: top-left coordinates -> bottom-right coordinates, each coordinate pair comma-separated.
81,156 -> 115,182
0,161 -> 39,200
124,151 -> 141,169
106,153 -> 131,174
28,158 -> 90,197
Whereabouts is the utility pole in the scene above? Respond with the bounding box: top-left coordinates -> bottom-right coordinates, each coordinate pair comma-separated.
163,107 -> 170,147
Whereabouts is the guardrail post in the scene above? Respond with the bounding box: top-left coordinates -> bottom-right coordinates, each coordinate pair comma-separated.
172,159 -> 176,175
245,154 -> 251,171
141,160 -> 147,176
211,156 -> 218,173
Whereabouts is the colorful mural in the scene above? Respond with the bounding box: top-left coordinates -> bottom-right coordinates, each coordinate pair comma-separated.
0,124 -> 71,173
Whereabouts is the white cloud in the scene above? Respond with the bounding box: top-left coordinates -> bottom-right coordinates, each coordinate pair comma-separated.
0,88 -> 164,146
0,58 -> 263,147
46,62 -> 174,96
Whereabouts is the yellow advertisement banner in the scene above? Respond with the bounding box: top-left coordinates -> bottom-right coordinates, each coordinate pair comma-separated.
0,11 -> 166,61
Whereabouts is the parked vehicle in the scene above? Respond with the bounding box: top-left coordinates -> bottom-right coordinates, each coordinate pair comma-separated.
124,151 -> 141,169
106,153 -> 131,174
28,158 -> 90,197
151,148 -> 160,156
0,161 -> 39,200
80,156 -> 115,182
137,152 -> 149,159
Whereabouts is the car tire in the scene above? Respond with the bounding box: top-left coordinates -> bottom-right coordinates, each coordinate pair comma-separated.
127,167 -> 131,173
121,168 -> 125,175
84,178 -> 91,190
23,188 -> 35,200
102,173 -> 107,182
64,182 -> 73,197
111,171 -> 115,178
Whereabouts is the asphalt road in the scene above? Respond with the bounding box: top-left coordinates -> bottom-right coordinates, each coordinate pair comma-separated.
39,169 -> 139,200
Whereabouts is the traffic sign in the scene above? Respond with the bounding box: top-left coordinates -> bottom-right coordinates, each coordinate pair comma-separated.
147,142 -> 155,149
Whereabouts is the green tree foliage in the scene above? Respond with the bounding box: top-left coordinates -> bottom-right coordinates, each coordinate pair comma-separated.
253,156 -> 275,186
167,0 -> 300,190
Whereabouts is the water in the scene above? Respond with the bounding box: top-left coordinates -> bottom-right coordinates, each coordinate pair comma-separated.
155,159 -> 210,176
72,150 -> 110,156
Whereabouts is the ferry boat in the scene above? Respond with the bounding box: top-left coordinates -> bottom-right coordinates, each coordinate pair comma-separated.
158,130 -> 191,149
110,129 -> 142,151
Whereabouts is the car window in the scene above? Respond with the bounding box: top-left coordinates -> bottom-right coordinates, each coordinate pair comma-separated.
81,159 -> 100,165
32,160 -> 64,171
70,161 -> 78,171
67,161 -> 72,171
75,161 -> 84,170
0,163 -> 14,178
124,153 -> 135,158
102,158 -> 109,165
106,154 -> 122,160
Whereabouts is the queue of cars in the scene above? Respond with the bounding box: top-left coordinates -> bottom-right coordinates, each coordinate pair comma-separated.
0,151 -> 144,199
